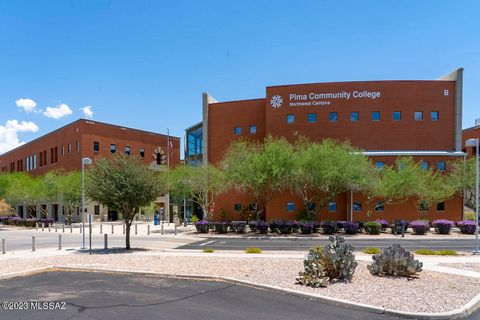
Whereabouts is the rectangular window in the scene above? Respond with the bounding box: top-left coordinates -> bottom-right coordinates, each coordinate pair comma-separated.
437,161 -> 446,171
350,112 -> 359,122
125,146 -> 131,156
110,144 -> 116,154
33,154 -> 36,170
234,127 -> 242,135
140,148 -> 145,158
371,111 -> 380,121
76,140 -> 80,151
415,111 -> 423,121
234,203 -> 242,211
436,202 -> 445,211
393,111 -> 402,121
353,202 -> 362,212
431,111 -> 439,121
329,112 -> 338,122
93,141 -> 100,152
287,114 -> 295,124
68,144 -> 71,154
39,152 -> 43,167
375,202 -> 385,212
420,161 -> 429,170
307,113 -> 317,123
286,202 -> 296,212
26,157 -> 29,171
94,205 -> 100,215
328,202 -> 337,212
61,146 -> 64,156
375,161 -> 385,169
249,125 -> 257,134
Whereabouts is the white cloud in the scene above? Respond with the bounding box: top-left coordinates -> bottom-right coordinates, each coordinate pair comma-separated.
43,103 -> 73,119
81,105 -> 94,118
15,98 -> 37,113
0,120 -> 39,154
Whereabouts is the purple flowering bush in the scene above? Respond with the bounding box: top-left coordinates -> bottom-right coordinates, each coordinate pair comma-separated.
195,220 -> 210,233
410,220 -> 430,235
375,219 -> 389,231
256,221 -> 269,234
320,220 -> 337,234
299,222 -> 314,234
344,221 -> 359,234
277,220 -> 293,234
457,220 -> 477,235
432,219 -> 454,235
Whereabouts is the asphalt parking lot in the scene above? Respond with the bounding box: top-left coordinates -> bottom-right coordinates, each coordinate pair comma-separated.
0,270 -> 402,320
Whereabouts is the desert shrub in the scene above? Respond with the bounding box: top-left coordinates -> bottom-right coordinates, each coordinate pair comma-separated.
375,219 -> 389,231
415,249 -> 457,256
277,220 -> 293,234
256,221 -> 269,234
464,211 -> 476,221
300,222 -> 313,234
203,248 -> 214,253
195,220 -> 210,233
363,247 -> 381,254
364,222 -> 381,235
292,221 -> 301,233
214,222 -> 230,233
231,221 -> 247,233
268,220 -> 279,233
320,220 -> 337,234
410,220 -> 430,235
432,219 -> 453,235
457,220 -> 477,234
296,236 -> 357,287
245,247 -> 262,254
368,244 -> 423,277
5,218 -> 38,228
190,215 -> 199,224
390,220 -> 410,234
437,249 -> 458,256
344,221 -> 359,234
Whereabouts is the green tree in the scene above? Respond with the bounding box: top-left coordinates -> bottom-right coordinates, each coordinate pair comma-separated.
448,157 -> 476,209
56,171 -> 82,224
1,172 -> 37,218
291,138 -> 372,219
222,136 -> 295,220
86,155 -> 165,250
168,164 -> 225,220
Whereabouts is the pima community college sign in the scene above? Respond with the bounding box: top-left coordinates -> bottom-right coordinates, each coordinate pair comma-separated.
270,90 -> 382,108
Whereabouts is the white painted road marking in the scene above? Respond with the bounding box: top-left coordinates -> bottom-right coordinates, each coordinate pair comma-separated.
199,240 -> 215,246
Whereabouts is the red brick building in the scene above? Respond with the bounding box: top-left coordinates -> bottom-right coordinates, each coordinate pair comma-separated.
197,68 -> 465,222
463,120 -> 480,156
0,119 -> 180,221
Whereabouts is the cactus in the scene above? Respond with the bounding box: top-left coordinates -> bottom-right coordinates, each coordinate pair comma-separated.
368,244 -> 423,277
296,236 -> 357,287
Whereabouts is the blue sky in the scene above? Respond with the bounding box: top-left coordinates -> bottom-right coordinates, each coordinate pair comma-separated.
0,0 -> 479,154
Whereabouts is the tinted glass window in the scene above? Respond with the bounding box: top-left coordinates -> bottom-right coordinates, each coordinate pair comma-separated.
234,127 -> 241,135
415,111 -> 423,121
393,111 -> 401,121
437,161 -> 446,171
329,112 -> 338,122
287,114 -> 295,124
308,113 -> 317,123
328,202 -> 337,212
249,125 -> 256,134
372,111 -> 380,121
353,202 -> 362,211
287,202 -> 296,212
431,111 -> 439,121
350,112 -> 359,122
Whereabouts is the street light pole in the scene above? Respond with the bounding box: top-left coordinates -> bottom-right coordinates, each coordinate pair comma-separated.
465,138 -> 479,254
81,157 -> 92,249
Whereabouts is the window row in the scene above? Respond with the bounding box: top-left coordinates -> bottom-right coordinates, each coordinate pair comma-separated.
374,161 -> 446,171
233,125 -> 257,135
287,111 -> 440,124
285,201 -> 446,212
103,142 -> 145,158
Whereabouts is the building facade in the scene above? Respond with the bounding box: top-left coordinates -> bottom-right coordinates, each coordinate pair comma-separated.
192,68 -> 465,222
0,119 -> 181,222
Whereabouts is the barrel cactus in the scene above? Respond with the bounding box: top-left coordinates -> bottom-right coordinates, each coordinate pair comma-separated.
367,244 -> 423,277
296,236 -> 357,287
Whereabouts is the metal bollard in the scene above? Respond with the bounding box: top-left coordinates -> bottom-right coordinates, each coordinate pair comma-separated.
175,223 -> 177,235
32,236 -> 36,252
161,223 -> 163,235
55,225 -> 58,232
36,222 -> 38,231
147,224 -> 150,235
48,225 -> 51,232
41,223 -> 44,232
111,224 -> 114,234
104,234 -> 108,250
70,225 -> 73,233
62,224 -> 65,233
58,235 -> 62,250
135,224 -> 137,235
123,224 -> 125,235
2,239 -> 5,254
100,223 -> 102,234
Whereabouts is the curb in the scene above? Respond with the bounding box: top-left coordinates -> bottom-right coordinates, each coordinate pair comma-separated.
2,265 -> 478,319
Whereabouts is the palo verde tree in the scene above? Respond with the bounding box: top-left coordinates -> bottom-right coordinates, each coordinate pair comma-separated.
167,164 -> 225,220
1,172 -> 37,218
448,157 -> 476,210
86,154 -> 165,250
56,171 -> 82,224
291,138 -> 372,220
222,136 -> 295,220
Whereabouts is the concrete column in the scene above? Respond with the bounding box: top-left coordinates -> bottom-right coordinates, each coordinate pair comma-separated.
438,68 -> 463,151
36,205 -> 42,220
48,204 -> 53,219
202,92 -> 217,166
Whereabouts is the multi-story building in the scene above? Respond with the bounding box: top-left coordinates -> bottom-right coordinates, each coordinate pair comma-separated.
0,119 -> 180,222
463,119 -> 480,156
188,68 -> 465,222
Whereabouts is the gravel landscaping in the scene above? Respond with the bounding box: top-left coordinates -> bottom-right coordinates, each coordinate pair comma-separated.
1,252 -> 479,313
439,262 -> 480,273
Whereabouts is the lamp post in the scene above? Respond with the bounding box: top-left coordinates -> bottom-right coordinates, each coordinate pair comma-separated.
465,138 -> 479,254
82,157 -> 92,249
